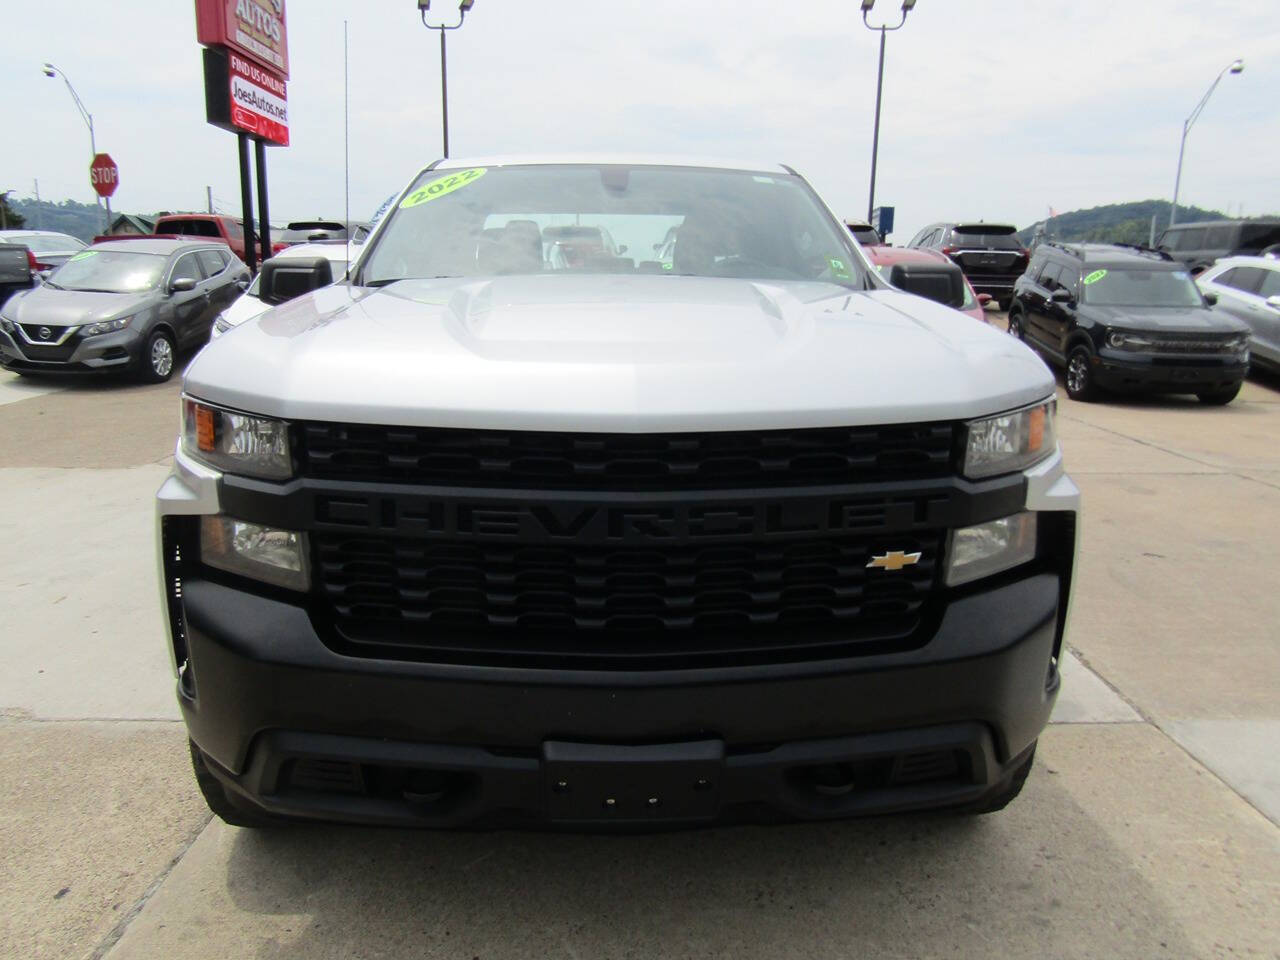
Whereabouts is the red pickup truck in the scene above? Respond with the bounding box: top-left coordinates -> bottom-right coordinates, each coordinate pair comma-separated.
152,215 -> 248,261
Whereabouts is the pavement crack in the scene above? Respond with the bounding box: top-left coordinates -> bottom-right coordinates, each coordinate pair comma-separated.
86,815 -> 214,960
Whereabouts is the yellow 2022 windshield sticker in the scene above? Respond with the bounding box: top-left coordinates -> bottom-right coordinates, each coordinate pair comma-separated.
1082,269 -> 1107,285
399,168 -> 487,208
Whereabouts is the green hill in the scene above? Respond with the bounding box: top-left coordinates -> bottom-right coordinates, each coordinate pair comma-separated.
9,197 -> 110,242
1017,200 -> 1238,247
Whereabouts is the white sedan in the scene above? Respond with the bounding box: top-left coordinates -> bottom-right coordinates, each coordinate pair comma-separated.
211,242 -> 351,339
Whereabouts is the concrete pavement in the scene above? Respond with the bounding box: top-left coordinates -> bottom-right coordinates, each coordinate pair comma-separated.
1,344 -> 1277,958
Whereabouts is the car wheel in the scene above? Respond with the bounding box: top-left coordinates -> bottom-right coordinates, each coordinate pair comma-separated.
1006,310 -> 1025,341
141,328 -> 176,383
961,743 -> 1036,815
1065,346 -> 1099,402
189,741 -> 282,828
1197,383 -> 1241,405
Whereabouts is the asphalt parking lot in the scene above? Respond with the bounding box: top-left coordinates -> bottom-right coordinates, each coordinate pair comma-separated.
2,317 -> 1278,960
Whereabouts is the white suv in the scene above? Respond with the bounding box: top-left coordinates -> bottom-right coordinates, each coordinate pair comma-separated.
157,156 -> 1079,829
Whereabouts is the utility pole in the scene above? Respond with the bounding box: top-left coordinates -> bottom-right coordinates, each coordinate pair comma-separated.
34,179 -> 41,229
207,185 -> 213,214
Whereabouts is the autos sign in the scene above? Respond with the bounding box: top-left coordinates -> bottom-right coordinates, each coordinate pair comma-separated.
195,0 -> 289,78
228,52 -> 288,145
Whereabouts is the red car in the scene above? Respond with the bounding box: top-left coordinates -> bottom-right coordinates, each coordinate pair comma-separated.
863,244 -> 991,323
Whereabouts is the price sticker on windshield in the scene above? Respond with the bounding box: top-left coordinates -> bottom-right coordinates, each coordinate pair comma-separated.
1082,269 -> 1108,285
400,168 -> 487,209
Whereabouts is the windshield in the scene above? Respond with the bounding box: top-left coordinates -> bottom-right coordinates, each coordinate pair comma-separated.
12,234 -> 85,254
361,164 -> 865,287
1081,267 -> 1204,308
47,250 -> 166,293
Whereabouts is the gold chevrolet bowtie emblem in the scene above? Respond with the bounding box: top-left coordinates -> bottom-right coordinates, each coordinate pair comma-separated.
866,550 -> 922,572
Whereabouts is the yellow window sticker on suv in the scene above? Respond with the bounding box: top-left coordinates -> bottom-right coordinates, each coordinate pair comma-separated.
1082,269 -> 1107,285
399,168 -> 487,209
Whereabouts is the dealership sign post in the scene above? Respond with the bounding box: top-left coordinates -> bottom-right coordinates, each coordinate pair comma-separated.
195,0 -> 289,271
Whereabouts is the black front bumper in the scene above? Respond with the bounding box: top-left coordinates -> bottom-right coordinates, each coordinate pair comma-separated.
0,327 -> 138,374
1093,352 -> 1248,393
180,571 -> 1062,828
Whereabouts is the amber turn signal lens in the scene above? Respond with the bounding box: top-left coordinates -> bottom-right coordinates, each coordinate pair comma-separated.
1027,406 -> 1045,452
195,405 -> 216,452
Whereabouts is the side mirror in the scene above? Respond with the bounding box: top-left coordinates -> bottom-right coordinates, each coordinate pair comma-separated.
170,277 -> 198,293
887,261 -> 966,310
1202,290 -> 1219,306
1267,294 -> 1280,311
258,256 -> 333,306
1049,287 -> 1074,304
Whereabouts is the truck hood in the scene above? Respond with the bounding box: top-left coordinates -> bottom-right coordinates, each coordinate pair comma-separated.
1082,304 -> 1249,333
185,275 -> 1055,431
3,285 -> 155,327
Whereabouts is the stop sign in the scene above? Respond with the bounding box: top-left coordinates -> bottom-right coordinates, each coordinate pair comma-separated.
89,153 -> 119,198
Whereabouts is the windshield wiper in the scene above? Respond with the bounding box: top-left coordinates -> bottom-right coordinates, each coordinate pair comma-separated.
364,276 -> 458,288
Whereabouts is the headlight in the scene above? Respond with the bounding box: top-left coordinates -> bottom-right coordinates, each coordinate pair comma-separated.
945,512 -> 1037,587
1106,331 -> 1152,350
181,397 -> 293,480
200,515 -> 309,591
81,315 -> 133,337
1225,335 -> 1250,354
963,400 -> 1056,479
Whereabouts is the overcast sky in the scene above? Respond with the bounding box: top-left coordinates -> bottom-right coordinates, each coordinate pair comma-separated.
3,0 -> 1276,242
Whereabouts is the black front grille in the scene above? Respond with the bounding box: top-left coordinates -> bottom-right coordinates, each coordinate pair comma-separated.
296,422 -> 957,491
314,528 -> 941,667
15,336 -> 78,362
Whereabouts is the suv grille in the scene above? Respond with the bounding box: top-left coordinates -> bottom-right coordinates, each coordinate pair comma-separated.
314,528 -> 941,667
296,422 -> 957,491
1144,335 -> 1238,354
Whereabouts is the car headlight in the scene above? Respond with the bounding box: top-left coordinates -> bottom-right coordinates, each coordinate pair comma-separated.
181,396 -> 293,480
81,315 -> 133,337
1225,335 -> 1250,355
200,515 -> 309,591
1105,331 -> 1153,350
963,399 -> 1056,479
945,512 -> 1037,586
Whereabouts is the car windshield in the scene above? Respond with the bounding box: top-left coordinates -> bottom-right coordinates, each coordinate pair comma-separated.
13,234 -> 85,254
360,164 -> 865,287
47,250 -> 166,293
1081,267 -> 1204,308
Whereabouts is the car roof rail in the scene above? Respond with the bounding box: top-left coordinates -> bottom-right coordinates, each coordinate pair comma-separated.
1110,242 -> 1174,261
1041,240 -> 1081,257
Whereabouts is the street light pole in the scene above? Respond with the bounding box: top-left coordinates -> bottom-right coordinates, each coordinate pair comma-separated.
861,0 -> 915,224
418,0 -> 476,160
1170,58 -> 1243,228
42,62 -> 108,233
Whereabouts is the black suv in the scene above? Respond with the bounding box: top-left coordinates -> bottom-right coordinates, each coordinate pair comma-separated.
1008,243 -> 1250,404
908,222 -> 1029,310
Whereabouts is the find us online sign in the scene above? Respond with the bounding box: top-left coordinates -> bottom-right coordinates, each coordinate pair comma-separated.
228,51 -> 289,145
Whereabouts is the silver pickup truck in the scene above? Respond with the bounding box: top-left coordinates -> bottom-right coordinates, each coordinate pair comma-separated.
158,156 -> 1080,830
